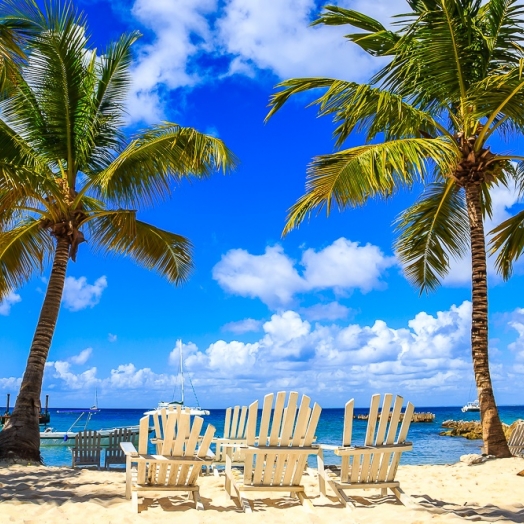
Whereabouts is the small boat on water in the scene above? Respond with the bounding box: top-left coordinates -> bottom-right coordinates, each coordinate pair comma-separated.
461,400 -> 481,412
150,340 -> 210,416
40,403 -> 141,446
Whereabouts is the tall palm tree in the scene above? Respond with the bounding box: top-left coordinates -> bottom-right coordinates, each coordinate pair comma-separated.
266,0 -> 524,457
0,0 -> 235,462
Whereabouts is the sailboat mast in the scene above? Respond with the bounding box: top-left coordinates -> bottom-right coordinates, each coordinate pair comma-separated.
179,339 -> 184,405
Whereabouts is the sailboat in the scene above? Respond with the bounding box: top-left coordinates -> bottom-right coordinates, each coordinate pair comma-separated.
150,340 -> 210,416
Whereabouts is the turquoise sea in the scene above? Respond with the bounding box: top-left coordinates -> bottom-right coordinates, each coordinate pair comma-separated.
4,405 -> 522,467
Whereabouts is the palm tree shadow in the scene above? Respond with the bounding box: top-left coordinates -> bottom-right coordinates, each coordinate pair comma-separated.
412,494 -> 524,522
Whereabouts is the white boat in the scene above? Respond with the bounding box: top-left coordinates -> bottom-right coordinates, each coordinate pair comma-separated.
461,400 -> 481,412
150,340 -> 210,416
40,406 -> 141,446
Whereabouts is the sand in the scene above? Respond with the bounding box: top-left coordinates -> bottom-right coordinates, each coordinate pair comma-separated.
0,458 -> 523,523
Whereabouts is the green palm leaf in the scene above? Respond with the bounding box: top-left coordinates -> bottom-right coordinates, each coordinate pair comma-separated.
0,218 -> 53,298
489,209 -> 524,278
94,124 -> 237,208
284,137 -> 460,234
395,180 -> 469,291
86,210 -> 192,284
267,78 -> 449,145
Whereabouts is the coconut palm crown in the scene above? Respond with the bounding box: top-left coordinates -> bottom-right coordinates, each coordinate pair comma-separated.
266,0 -> 524,457
0,0 -> 235,462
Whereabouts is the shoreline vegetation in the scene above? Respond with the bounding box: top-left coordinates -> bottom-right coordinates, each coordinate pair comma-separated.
0,459 -> 523,522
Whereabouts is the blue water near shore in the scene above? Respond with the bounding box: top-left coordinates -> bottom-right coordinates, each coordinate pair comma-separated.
11,405 -> 522,467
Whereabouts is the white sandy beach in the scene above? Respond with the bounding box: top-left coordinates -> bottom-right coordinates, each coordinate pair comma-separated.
0,458 -> 523,523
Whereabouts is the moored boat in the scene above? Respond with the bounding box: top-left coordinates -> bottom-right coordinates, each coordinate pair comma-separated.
461,400 -> 480,412
151,340 -> 210,416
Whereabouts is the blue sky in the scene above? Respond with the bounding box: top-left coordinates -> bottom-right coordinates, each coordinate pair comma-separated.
2,0 -> 524,409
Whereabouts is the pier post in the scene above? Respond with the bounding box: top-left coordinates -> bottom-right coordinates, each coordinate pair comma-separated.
45,394 -> 49,414
5,393 -> 9,414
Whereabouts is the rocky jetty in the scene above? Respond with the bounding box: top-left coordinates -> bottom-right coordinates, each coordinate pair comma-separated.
440,419 -> 519,440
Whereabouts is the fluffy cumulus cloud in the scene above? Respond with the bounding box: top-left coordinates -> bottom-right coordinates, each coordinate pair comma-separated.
125,0 -> 402,121
16,300 -> 524,405
0,291 -> 21,316
62,276 -> 107,312
213,238 -> 395,308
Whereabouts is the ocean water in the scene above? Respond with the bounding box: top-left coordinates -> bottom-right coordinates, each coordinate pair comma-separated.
4,405 -> 522,467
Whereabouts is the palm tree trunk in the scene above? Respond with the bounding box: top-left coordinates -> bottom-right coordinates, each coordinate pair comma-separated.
0,236 -> 69,463
465,183 -> 511,457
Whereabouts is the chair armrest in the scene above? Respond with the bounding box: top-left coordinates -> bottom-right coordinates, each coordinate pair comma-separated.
120,441 -> 138,456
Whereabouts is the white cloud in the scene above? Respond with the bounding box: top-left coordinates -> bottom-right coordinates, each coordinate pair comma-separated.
301,302 -> 350,321
217,0 -> 378,80
125,0 -> 401,122
213,245 -> 305,307
0,377 -> 22,390
0,291 -> 21,316
222,318 -> 263,333
108,333 -> 117,343
14,299 -> 522,406
62,276 -> 107,312
70,348 -> 92,365
213,238 -> 395,308
302,238 -> 396,293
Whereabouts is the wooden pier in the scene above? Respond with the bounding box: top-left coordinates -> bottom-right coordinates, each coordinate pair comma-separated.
354,411 -> 435,423
1,393 -> 51,425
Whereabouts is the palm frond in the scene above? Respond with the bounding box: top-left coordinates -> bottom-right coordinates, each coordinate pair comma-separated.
311,6 -> 400,56
268,78 -> 449,145
283,137 -> 460,234
489,209 -> 524,278
0,218 -> 53,298
394,180 -> 469,292
85,210 -> 192,284
93,123 -> 237,208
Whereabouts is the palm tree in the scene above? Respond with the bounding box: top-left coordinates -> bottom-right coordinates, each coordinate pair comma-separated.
0,0 -> 236,462
266,0 -> 524,457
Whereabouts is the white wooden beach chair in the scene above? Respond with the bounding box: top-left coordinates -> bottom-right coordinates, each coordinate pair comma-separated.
72,430 -> 101,469
104,428 -> 133,469
120,411 -> 215,512
508,420 -> 524,457
225,391 -> 322,512
318,393 -> 414,509
212,405 -> 249,476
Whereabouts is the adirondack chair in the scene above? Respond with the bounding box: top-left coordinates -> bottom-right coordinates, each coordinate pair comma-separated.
120,411 -> 215,512
508,420 -> 524,457
72,430 -> 101,469
104,428 -> 134,469
317,394 -> 414,509
225,391 -> 322,512
212,405 -> 249,476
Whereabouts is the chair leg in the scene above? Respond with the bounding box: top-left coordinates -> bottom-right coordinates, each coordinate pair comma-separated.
335,487 -> 355,510
381,488 -> 387,497
296,491 -> 314,512
132,491 -> 139,513
317,449 -> 327,496
240,495 -> 252,513
192,490 -> 204,511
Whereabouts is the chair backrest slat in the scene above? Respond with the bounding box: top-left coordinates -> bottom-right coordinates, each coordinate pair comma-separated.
257,393 -> 273,446
375,393 -> 393,445
291,395 -> 310,446
385,395 -> 403,445
268,391 -> 286,445
246,400 -> 258,445
280,391 -> 298,445
223,407 -> 232,439
343,400 -> 354,447
237,406 -> 248,438
138,416 -> 149,454
365,394 -> 381,446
